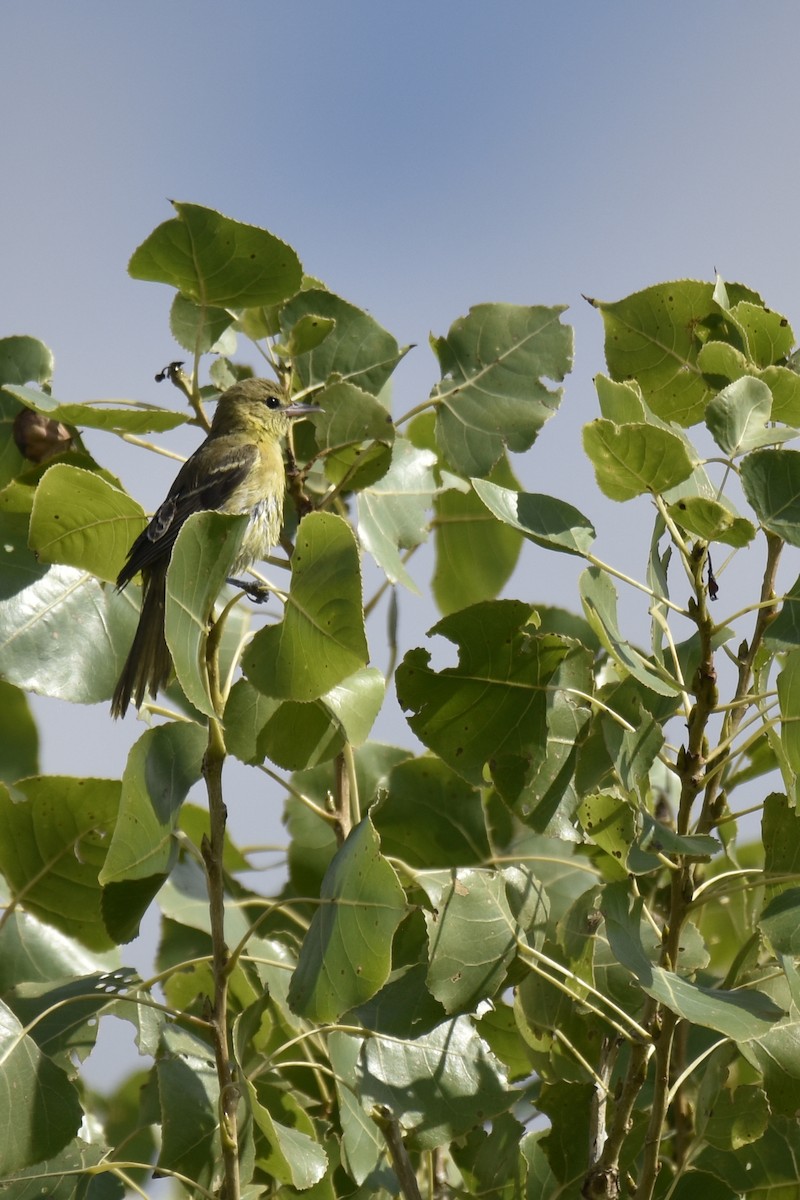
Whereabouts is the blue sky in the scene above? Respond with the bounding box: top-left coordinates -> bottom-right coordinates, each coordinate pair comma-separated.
3,0 -> 800,1077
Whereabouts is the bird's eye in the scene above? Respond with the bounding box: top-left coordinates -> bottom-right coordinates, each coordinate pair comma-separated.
265,395 -> 282,410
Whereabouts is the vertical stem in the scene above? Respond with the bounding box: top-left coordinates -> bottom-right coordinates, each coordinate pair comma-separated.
202,715 -> 240,1200
202,615 -> 239,1199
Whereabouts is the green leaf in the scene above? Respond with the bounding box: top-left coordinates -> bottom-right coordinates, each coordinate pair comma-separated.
740,448 -> 800,545
246,1079 -> 328,1189
705,375 -> 775,456
765,573 -> 800,649
759,888 -> 800,955
777,649 -> 800,775
594,373 -> 646,423
375,756 -> 491,870
593,280 -> 715,425
357,437 -> 438,591
0,567 -> 136,703
694,1116 -> 800,1194
329,1033 -> 385,1184
0,999 -> 83,1174
280,288 -> 404,396
169,293 -> 236,354
359,1014 -> 515,1149
29,464 -> 146,582
156,1026 -> 220,1187
6,384 -> 188,434
274,311 -> 335,358
287,813 -> 407,1021
431,303 -> 573,476
129,201 -> 303,308
396,601 -> 573,787
101,722 -> 206,885
602,883 -> 784,1038
244,512 -> 367,702
4,968 -> 137,1071
666,495 -> 756,547
582,420 -> 695,501
471,478 -> 596,556
311,380 -> 394,464
0,1135 -> 124,1199
432,456 -> 522,614
728,299 -> 794,368
420,867 -> 547,1012
0,680 -> 38,783
0,778 -> 120,951
0,335 -> 54,388
580,567 -> 680,696
164,510 -> 249,717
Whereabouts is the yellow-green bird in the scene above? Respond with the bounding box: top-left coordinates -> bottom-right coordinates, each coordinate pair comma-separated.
111,377 -> 315,718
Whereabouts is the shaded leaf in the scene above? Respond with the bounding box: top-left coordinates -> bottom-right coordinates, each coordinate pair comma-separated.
433,456 -> 522,614
0,778 -> 120,951
6,384 -> 188,435
0,999 -> 83,1174
169,293 -> 236,354
740,448 -> 800,545
666,495 -> 756,547
288,813 -> 407,1021
396,601 -> 573,787
359,1014 -> 515,1149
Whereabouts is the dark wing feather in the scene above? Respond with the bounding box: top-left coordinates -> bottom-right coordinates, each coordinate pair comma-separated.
117,439 -> 259,588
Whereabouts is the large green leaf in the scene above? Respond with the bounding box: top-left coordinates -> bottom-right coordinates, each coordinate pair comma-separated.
592,281 -> 715,425
602,883 -> 784,1039
129,201 -> 303,308
433,457 -> 522,614
0,567 -> 136,703
287,813 -> 407,1021
740,448 -> 800,545
245,1079 -> 328,1189
357,437 -> 438,591
312,380 -> 395,464
0,778 -> 120,951
765,573 -> 800,649
420,866 -> 547,1013
169,293 -> 236,355
471,478 -> 595,556
375,756 -> 490,870
156,1026 -> 220,1188
0,999 -> 83,1174
244,512 -> 368,702
358,1014 -> 515,1149
430,303 -> 573,476
396,601 -> 574,787
329,1033 -> 385,1184
582,420 -> 695,501
6,384 -> 188,435
164,511 -> 249,717
280,288 -> 404,396
29,464 -> 146,582
100,722 -> 206,885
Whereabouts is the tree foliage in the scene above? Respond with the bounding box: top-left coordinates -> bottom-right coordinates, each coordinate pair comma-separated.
2,206 -> 800,1199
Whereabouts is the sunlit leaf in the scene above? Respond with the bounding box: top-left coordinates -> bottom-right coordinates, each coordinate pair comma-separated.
431,303 -> 573,476
582,420 -> 695,501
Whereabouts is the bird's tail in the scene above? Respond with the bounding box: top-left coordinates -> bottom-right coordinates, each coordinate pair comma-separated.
110,566 -> 172,718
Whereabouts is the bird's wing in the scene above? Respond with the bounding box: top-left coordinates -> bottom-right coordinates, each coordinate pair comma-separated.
117,440 -> 260,586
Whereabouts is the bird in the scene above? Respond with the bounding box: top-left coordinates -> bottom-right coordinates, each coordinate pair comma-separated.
111,377 -> 315,718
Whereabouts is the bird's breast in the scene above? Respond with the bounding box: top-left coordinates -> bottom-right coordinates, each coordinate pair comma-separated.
232,494 -> 284,573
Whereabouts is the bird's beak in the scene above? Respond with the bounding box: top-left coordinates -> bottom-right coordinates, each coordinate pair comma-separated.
287,402 -> 322,418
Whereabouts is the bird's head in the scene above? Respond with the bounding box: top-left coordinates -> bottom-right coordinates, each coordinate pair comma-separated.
211,378 -> 317,438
